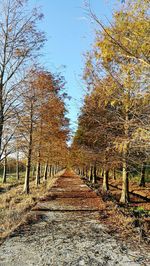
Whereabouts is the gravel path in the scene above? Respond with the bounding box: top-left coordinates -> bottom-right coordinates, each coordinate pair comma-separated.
0,170 -> 149,266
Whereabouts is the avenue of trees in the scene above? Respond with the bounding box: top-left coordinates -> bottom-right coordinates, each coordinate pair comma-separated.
71,0 -> 150,203
0,0 -> 69,193
0,0 -> 149,204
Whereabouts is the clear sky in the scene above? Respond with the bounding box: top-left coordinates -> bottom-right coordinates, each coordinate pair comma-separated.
31,0 -> 119,134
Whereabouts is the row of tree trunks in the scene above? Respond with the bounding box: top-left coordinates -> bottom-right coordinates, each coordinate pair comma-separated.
77,164 -> 98,183
76,161 -> 148,204
1,152 -> 60,194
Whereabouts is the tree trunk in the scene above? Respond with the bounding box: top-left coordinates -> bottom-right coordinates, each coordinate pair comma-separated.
55,165 -> 57,175
113,168 -> 116,180
36,161 -> 41,186
43,162 -> 48,182
56,163 -> 60,173
23,101 -> 34,194
120,160 -> 129,203
24,156 -> 31,194
2,151 -> 7,183
82,167 -> 85,177
16,150 -> 19,181
92,163 -> 97,184
49,165 -> 52,178
120,111 -> 130,204
80,168 -> 82,176
52,165 -> 55,177
0,84 -> 4,159
24,136 -> 32,194
102,169 -> 109,192
85,166 -> 88,178
139,162 -> 146,187
89,165 -> 93,182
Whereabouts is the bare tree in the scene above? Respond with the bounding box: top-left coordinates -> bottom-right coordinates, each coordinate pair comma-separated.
0,0 -> 45,158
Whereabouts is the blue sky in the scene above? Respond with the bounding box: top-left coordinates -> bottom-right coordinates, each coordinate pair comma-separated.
31,0 -> 119,134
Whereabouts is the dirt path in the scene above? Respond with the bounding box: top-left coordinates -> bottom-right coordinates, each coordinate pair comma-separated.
0,170 -> 149,266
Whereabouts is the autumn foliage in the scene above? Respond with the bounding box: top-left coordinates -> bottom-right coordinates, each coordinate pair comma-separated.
71,0 -> 150,204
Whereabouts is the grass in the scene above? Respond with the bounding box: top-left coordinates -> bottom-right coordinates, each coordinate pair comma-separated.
0,172 -> 26,183
84,170 -> 150,246
85,178 -> 150,246
0,175 -> 57,241
130,206 -> 150,217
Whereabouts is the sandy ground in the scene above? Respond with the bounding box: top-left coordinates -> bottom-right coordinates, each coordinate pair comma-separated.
0,170 -> 150,266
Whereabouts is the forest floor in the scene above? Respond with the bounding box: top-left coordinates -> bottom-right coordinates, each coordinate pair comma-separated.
0,169 -> 150,266
96,176 -> 150,208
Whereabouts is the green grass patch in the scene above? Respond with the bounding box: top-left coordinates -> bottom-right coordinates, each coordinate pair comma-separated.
130,206 -> 150,217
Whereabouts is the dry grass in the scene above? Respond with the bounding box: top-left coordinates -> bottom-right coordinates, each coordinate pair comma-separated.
109,177 -> 150,200
0,177 -> 57,241
94,177 -> 150,211
85,179 -> 150,250
99,200 -> 150,249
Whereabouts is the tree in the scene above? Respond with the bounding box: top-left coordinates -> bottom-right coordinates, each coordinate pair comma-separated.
32,71 -> 69,186
18,69 -> 39,193
16,68 -> 69,193
72,77 -> 121,191
88,0 -> 150,67
75,0 -> 150,203
0,0 -> 45,158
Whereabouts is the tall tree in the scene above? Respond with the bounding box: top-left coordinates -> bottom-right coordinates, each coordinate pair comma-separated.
79,0 -> 150,203
0,0 -> 45,158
